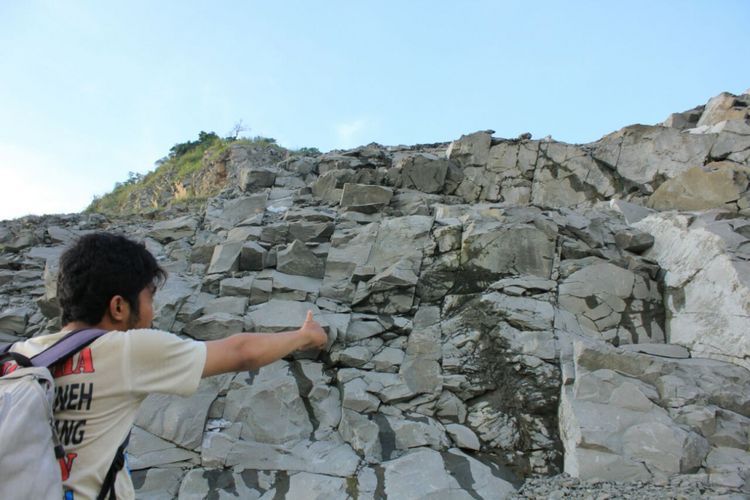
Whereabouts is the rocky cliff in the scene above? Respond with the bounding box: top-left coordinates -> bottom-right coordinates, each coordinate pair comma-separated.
1,89 -> 749,498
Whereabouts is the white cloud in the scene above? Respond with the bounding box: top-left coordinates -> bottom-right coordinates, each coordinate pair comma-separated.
334,118 -> 368,149
0,143 -> 88,220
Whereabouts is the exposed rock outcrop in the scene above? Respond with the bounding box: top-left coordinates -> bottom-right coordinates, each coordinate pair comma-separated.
1,89 -> 749,498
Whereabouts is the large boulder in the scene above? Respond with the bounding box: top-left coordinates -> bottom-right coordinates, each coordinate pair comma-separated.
398,154 -> 450,193
381,448 -> 517,499
320,222 -> 380,303
151,274 -> 200,331
400,305 -> 442,395
351,215 -> 433,314
205,194 -> 268,230
183,312 -> 244,340
135,375 -> 230,450
558,261 -> 664,345
593,125 -> 716,188
339,184 -> 393,213
0,307 -> 29,335
206,241 -> 243,275
531,142 -> 617,208
459,220 -> 556,291
634,212 -> 750,369
321,216 -> 433,313
696,92 -> 750,127
647,162 -> 750,212
244,300 -> 326,333
560,340 -> 750,489
147,215 -> 199,243
223,361 -> 313,443
446,131 -> 492,167
276,240 -> 325,279
238,166 -> 277,192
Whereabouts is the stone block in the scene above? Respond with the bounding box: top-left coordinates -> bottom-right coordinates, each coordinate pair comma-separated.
207,241 -> 243,275
340,184 -> 393,213
277,240 -> 325,278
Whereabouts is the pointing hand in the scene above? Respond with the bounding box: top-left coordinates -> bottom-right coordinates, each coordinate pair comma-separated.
299,310 -> 328,350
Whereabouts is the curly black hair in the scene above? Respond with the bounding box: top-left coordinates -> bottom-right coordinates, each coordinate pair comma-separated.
57,232 -> 166,326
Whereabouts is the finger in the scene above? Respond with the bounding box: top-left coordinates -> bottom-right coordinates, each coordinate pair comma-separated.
306,310 -> 313,322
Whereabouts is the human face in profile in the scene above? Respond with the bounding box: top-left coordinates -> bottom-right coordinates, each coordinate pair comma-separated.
126,284 -> 156,330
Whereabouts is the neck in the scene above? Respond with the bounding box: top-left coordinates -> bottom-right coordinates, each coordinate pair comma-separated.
62,318 -> 122,333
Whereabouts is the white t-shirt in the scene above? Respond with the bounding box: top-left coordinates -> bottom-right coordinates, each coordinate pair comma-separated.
10,329 -> 207,500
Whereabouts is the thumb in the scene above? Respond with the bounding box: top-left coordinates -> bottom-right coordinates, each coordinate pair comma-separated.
305,310 -> 314,323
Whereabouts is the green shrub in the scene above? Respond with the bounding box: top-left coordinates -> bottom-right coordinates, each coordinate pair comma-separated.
292,147 -> 322,156
87,130 -> 319,216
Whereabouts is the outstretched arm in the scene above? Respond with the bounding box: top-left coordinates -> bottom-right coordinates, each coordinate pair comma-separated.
201,311 -> 328,377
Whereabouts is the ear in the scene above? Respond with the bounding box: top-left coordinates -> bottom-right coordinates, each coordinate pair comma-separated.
107,295 -> 130,322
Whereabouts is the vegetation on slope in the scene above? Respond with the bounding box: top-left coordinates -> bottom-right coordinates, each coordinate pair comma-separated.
87,130 -> 319,216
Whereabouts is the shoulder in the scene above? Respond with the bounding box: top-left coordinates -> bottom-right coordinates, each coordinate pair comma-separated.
95,328 -> 194,345
94,329 -> 205,358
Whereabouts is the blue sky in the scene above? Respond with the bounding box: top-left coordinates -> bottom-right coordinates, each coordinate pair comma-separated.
1,1 -> 748,220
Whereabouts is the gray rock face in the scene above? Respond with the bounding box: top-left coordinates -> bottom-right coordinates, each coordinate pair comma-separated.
634,211 -> 750,370
127,426 -> 199,471
532,142 -> 616,207
205,194 -> 268,230
400,305 -> 442,395
288,220 -> 334,243
398,155 -> 451,193
322,215 -> 433,314
136,375 -> 230,450
147,215 -> 199,243
37,257 -> 60,318
202,435 -> 360,477
696,91 -> 750,127
648,162 -> 750,212
217,275 -> 254,298
339,183 -> 393,213
276,240 -> 325,278
614,228 -> 655,253
460,221 -> 556,289
447,131 -> 492,168
207,241 -> 243,275
560,340 -> 750,489
239,166 -> 277,192
2,90 -> 749,499
202,296 -> 248,316
184,312 -> 244,340
224,362 -> 313,443
558,261 -> 664,345
240,240 -> 268,271
382,448 -> 517,499
441,290 -> 561,474
0,307 -> 28,335
245,300 -> 324,333
152,274 -> 200,331
594,125 -> 715,187
445,423 -> 481,450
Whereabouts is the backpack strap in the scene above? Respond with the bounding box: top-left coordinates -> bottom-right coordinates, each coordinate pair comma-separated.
30,328 -> 109,368
96,432 -> 130,500
0,351 -> 33,368
1,329 -> 109,375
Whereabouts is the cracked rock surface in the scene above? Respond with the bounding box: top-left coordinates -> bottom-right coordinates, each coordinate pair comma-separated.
1,90 -> 749,498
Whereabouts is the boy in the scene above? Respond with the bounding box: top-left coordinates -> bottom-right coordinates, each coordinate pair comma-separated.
5,232 -> 327,499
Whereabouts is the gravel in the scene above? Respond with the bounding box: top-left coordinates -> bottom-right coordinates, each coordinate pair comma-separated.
511,474 -> 749,499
